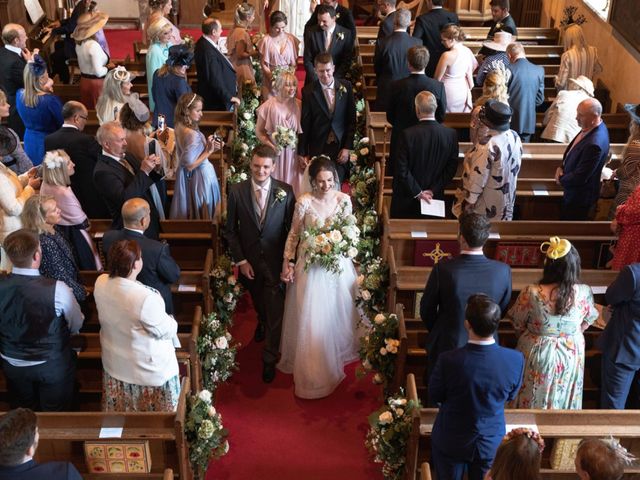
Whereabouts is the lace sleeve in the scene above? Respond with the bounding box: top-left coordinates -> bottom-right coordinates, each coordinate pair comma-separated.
283,198 -> 307,261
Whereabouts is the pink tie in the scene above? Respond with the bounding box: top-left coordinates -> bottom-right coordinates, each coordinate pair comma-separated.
324,87 -> 335,113
256,187 -> 266,211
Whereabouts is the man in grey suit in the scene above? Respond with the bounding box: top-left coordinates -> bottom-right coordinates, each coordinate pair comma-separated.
506,42 -> 544,142
224,145 -> 296,383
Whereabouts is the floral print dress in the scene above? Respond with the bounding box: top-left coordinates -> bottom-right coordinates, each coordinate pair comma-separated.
507,284 -> 598,409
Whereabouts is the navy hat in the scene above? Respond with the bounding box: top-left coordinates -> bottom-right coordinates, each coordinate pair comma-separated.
167,44 -> 194,67
625,103 -> 640,125
479,99 -> 512,132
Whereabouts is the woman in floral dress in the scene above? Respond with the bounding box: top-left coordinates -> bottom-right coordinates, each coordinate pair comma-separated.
256,71 -> 303,196
507,238 -> 599,409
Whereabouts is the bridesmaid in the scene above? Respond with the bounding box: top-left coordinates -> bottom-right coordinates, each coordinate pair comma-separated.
228,3 -> 259,88
258,11 -> 299,99
256,71 -> 303,196
170,93 -> 222,219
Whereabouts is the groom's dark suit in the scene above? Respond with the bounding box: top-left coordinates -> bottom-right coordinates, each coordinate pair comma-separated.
225,178 -> 295,365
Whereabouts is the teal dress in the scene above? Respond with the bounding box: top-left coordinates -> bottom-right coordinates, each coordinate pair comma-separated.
146,41 -> 172,111
507,284 -> 598,409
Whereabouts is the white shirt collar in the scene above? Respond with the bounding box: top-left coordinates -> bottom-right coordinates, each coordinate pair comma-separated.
124,227 -> 145,235
102,149 -> 124,162
252,178 -> 271,192
12,267 -> 40,276
325,27 -> 335,37
5,45 -> 22,56
203,35 -> 219,49
322,79 -> 335,90
63,123 -> 79,130
460,249 -> 484,255
468,338 -> 496,345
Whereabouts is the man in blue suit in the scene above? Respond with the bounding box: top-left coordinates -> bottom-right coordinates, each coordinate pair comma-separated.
420,213 -> 512,390
599,264 -> 640,408
506,42 -> 544,143
555,98 -> 610,220
430,294 -> 524,480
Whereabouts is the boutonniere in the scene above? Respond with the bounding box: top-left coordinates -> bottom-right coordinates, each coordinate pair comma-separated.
336,12 -> 341,19
337,83 -> 347,99
274,188 -> 287,204
337,32 -> 345,41
495,22 -> 502,30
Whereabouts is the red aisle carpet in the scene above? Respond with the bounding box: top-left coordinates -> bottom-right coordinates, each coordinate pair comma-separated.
206,294 -> 385,480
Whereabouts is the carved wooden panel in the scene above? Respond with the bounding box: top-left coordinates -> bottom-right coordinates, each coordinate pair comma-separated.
454,0 -> 492,22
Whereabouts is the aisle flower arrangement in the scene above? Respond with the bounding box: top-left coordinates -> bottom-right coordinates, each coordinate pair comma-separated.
358,312 -> 401,393
197,311 -> 238,393
211,254 -> 244,326
185,389 -> 229,478
230,81 -> 261,179
302,205 -> 361,274
356,256 -> 389,321
365,392 -> 421,480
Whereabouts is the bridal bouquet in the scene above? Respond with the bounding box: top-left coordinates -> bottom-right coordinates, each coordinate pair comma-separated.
301,206 -> 360,274
273,125 -> 298,151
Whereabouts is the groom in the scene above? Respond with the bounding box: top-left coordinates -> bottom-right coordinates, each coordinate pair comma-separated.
225,145 -> 296,383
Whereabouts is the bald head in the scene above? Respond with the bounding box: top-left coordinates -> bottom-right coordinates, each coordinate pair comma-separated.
96,121 -> 127,157
576,98 -> 602,131
415,91 -> 437,118
122,198 -> 151,230
2,23 -> 26,48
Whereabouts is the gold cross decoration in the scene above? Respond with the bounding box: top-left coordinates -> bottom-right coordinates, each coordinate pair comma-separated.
422,242 -> 452,264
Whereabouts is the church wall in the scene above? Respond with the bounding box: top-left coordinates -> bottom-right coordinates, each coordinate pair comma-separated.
100,0 -> 139,19
541,0 -> 640,111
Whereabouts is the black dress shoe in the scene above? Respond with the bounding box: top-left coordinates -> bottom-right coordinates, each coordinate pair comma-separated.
254,323 -> 265,342
262,363 -> 276,383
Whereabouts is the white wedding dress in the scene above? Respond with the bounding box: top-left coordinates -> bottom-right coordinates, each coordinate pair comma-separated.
277,192 -> 360,399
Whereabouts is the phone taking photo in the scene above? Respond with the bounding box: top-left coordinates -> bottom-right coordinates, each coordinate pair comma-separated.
148,140 -> 156,156
157,114 -> 166,131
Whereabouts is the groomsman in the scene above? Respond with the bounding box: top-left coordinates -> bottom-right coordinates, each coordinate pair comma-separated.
298,53 -> 356,184
305,0 -> 356,40
225,145 -> 295,383
303,5 -> 354,85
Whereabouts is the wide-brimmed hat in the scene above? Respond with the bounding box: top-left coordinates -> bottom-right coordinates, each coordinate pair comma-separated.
625,103 -> 640,125
568,76 -> 594,97
482,31 -> 513,52
0,126 -> 17,156
167,44 -> 194,67
72,10 -> 109,41
147,17 -> 172,42
479,99 -> 512,131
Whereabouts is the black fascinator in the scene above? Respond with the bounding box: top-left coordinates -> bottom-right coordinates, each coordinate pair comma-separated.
28,54 -> 47,77
167,44 -> 195,67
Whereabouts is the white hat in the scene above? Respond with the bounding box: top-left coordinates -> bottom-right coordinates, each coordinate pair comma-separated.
482,31 -> 513,52
568,76 -> 595,97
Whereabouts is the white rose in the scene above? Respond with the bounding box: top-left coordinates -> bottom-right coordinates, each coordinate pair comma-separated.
350,153 -> 358,163
374,314 -> 386,325
208,406 -> 217,416
360,137 -> 370,145
224,293 -> 234,303
378,411 -> 393,424
361,289 -> 371,301
391,398 -> 407,407
395,408 -> 404,417
243,112 -> 251,120
379,347 -> 387,356
198,390 -> 212,403
224,440 -> 230,453
215,336 -> 229,349
347,246 -> 358,258
240,173 -> 248,180
373,373 -> 383,384
241,142 -> 249,151
387,345 -> 397,354
328,230 -> 343,243
359,147 -> 369,156
227,275 -> 237,286
362,359 -> 372,370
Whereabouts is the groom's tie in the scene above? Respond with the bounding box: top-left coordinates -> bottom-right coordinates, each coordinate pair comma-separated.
255,185 -> 268,222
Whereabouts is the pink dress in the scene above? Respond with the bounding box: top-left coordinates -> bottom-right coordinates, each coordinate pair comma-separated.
227,27 -> 256,87
441,44 -> 477,113
256,96 -> 303,196
258,33 -> 299,98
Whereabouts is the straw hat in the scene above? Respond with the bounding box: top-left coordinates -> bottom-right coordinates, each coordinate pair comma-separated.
568,76 -> 595,97
72,10 -> 109,41
482,31 -> 513,52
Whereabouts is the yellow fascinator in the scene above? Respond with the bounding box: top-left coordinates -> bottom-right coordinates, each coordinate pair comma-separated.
540,237 -> 572,260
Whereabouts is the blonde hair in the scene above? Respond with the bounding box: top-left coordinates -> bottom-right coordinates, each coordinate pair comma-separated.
42,150 -> 72,187
234,3 -> 255,27
22,65 -> 48,108
274,71 -> 298,95
22,195 -> 55,235
148,18 -> 172,43
441,24 -> 466,42
174,93 -> 203,130
475,70 -> 509,107
563,24 -> 587,51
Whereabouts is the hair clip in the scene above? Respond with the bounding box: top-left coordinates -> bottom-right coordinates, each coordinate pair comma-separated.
603,437 -> 637,466
540,236 -> 572,260
187,93 -> 198,108
112,66 -> 131,83
43,151 -> 65,170
504,428 -> 545,454
28,54 -> 47,77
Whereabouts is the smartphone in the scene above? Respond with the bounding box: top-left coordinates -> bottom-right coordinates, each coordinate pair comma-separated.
148,140 -> 156,156
157,114 -> 166,131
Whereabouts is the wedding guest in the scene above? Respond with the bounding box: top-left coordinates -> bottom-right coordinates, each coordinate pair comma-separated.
556,24 -> 602,91
147,0 -> 181,46
434,24 -> 477,113
541,76 -> 594,143
305,0 -> 357,40
21,195 -> 86,303
258,11 -> 299,99
469,69 -> 509,145
16,56 -> 63,166
412,0 -> 459,78
0,147 -> 38,271
275,0 -> 314,54
485,0 -> 517,38
146,18 -> 174,112
257,71 -> 303,196
610,184 -> 640,271
152,44 -> 193,129
0,90 -> 32,174
228,3 -> 258,88
611,104 -> 640,211
0,408 -> 83,479
96,66 -> 135,125
507,238 -> 598,409
72,8 -> 110,109
170,93 -> 221,219
575,439 -> 627,480
94,239 -> 180,412
0,230 -> 83,412
0,23 -> 30,138
475,31 -> 512,87
485,428 -> 544,480
599,263 -> 640,408
40,150 -> 101,270
453,100 -> 522,220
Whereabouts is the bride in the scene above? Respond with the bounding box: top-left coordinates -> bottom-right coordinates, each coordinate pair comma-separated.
277,156 -> 360,399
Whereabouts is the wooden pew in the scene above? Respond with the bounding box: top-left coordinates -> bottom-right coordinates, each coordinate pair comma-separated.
390,303 -> 409,396
20,377 -> 194,479
404,374 -> 640,479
